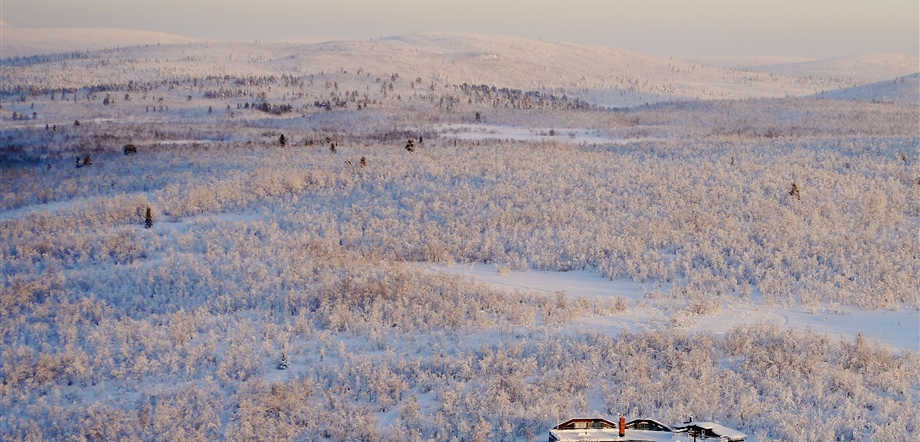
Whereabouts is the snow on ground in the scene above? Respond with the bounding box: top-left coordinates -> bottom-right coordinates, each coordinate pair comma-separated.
2,32 -> 872,106
683,55 -> 813,69
0,198 -> 86,221
743,53 -> 920,83
812,73 -> 920,106
434,124 -> 663,144
419,263 -> 920,351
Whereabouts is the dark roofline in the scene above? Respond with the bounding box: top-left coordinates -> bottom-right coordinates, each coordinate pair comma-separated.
554,418 -> 618,430
625,418 -> 672,432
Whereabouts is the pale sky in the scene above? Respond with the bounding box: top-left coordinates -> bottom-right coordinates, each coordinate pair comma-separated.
2,0 -> 918,58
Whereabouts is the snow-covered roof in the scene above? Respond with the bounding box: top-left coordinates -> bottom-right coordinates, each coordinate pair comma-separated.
626,418 -> 672,432
549,428 -> 682,442
550,418 -> 746,442
674,422 -> 747,441
554,417 -> 618,430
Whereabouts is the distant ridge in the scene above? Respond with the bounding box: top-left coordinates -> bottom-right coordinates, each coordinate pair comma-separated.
2,31 -> 910,107
683,55 -> 813,69
281,32 -> 872,104
813,73 -> 920,106
744,54 -> 920,83
1,25 -> 197,59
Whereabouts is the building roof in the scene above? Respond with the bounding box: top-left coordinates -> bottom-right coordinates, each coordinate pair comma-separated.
554,418 -> 618,430
674,422 -> 747,441
551,417 -> 675,442
549,428 -> 681,442
626,418 -> 672,432
550,418 -> 747,442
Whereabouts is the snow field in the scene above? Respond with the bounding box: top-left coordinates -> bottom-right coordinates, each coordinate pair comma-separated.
1,34 -> 919,441
421,263 -> 920,350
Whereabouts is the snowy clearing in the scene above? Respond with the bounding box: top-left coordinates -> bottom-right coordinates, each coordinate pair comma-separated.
420,263 -> 920,351
433,123 -> 663,144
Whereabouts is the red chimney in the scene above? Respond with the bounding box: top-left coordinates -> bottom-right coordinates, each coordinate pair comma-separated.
619,417 -> 626,437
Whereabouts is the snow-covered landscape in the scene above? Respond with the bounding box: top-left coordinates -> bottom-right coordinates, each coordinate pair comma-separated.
421,263 -> 919,351
1,13 -> 919,442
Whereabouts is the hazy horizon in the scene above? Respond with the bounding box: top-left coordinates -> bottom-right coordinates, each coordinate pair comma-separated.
2,0 -> 918,58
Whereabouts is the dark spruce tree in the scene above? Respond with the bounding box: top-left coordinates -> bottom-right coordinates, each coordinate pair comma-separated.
145,207 -> 153,229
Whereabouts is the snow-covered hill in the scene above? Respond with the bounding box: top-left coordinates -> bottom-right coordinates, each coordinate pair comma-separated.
683,55 -> 812,69
0,32 -> 882,107
3,33 -> 860,106
812,73 -> 920,106
744,53 -> 920,83
0,23 -> 197,59
5,29 -> 912,107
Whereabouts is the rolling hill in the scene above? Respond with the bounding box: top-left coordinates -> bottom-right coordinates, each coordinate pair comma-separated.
1,31 -> 893,107
813,73 -> 920,106
0,22 -> 197,59
744,53 -> 920,83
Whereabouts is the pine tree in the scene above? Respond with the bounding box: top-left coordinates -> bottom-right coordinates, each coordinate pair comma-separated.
145,207 -> 153,229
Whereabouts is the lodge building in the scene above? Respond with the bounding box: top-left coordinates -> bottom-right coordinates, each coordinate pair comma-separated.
549,417 -> 746,442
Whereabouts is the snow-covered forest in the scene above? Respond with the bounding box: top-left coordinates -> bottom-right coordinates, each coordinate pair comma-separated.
1,34 -> 918,441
